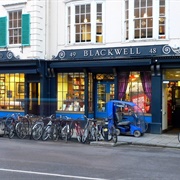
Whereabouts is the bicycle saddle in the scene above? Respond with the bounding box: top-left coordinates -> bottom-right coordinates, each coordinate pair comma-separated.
89,118 -> 97,122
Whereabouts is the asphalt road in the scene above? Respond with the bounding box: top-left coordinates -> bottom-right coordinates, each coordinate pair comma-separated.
0,137 -> 180,180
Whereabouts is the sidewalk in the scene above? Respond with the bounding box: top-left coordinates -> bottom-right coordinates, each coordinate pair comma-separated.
90,133 -> 180,148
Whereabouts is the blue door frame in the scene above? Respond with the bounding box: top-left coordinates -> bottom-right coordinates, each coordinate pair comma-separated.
95,81 -> 114,119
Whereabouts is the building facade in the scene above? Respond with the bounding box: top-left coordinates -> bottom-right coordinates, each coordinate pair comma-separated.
0,0 -> 180,134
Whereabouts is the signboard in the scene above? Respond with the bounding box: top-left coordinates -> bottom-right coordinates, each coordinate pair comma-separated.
55,44 -> 180,61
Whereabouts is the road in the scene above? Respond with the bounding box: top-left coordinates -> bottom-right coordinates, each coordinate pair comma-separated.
0,137 -> 180,180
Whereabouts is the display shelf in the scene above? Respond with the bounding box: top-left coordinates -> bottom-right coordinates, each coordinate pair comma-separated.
0,77 -> 5,98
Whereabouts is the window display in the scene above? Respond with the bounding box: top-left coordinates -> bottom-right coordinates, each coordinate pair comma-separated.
0,74 -> 25,110
118,71 -> 151,113
57,73 -> 85,112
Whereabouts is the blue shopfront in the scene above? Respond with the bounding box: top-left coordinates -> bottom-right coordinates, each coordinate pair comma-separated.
1,45 -> 180,134
0,50 -> 50,118
47,44 -> 180,134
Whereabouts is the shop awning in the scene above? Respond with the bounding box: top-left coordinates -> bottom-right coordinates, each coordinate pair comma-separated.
49,59 -> 151,68
0,69 -> 37,74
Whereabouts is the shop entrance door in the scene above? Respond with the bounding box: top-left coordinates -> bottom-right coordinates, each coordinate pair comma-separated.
95,82 -> 114,118
172,86 -> 180,127
28,82 -> 40,115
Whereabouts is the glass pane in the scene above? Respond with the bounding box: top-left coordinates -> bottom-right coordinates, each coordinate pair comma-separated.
96,25 -> 102,34
81,5 -> 85,13
96,35 -> 103,43
75,6 -> 79,14
76,34 -> 80,42
160,7 -> 165,15
14,12 -> 17,19
141,0 -> 146,7
134,0 -> 139,8
147,18 -> 152,27
134,9 -> 139,18
75,25 -> 80,33
57,73 -> 85,112
147,28 -> 152,37
147,7 -> 152,17
110,84 -> 114,100
86,4 -> 90,13
135,29 -> 140,38
81,14 -> 85,23
75,15 -> 79,23
159,25 -> 165,35
160,0 -> 165,6
86,14 -> 90,22
134,19 -> 140,29
141,29 -> 146,38
97,4 -> 102,12
97,84 -> 106,112
147,0 -> 152,6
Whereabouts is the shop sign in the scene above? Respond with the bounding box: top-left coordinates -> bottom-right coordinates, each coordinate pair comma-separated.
0,51 -> 17,60
55,44 -> 180,60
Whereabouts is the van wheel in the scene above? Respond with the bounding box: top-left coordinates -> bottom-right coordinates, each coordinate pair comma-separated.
133,130 -> 141,137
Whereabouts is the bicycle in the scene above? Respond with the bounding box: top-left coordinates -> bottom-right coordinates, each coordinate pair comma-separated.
15,114 -> 37,139
3,113 -> 21,139
41,114 -> 57,141
31,114 -> 55,141
60,117 -> 74,142
101,118 -> 118,143
81,115 -> 100,143
73,119 -> 84,143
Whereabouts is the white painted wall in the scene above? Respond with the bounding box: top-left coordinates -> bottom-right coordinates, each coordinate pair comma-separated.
0,0 -> 180,59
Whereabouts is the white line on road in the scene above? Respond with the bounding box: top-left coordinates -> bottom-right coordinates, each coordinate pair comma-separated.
0,168 -> 109,180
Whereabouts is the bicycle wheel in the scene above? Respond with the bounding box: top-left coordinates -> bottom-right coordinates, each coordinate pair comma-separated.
95,125 -> 101,141
8,124 -> 15,139
90,127 -> 96,141
82,128 -> 89,143
16,122 -> 27,139
61,125 -> 68,142
51,124 -> 59,141
31,123 -> 43,140
101,126 -> 112,141
178,132 -> 180,143
76,126 -> 83,143
112,134 -> 117,143
42,125 -> 51,141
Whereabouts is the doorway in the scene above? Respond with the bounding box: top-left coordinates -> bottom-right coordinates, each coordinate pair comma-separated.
28,82 -> 40,115
95,81 -> 114,118
172,85 -> 180,128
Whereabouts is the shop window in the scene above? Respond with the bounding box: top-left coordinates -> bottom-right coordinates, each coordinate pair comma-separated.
57,73 -> 85,112
0,73 -> 25,110
118,71 -> 151,113
66,1 -> 104,44
88,73 -> 93,112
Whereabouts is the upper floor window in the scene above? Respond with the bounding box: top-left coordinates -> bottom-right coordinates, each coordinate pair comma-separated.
0,12 -> 30,47
159,0 -> 166,39
9,11 -> 22,44
134,0 -> 153,39
125,0 -> 166,41
67,1 -> 103,44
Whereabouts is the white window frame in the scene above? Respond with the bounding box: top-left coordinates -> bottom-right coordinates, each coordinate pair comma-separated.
3,3 -> 26,47
124,0 -> 167,42
65,0 -> 104,45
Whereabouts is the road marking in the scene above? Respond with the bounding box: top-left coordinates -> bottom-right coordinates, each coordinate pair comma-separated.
0,168 -> 109,180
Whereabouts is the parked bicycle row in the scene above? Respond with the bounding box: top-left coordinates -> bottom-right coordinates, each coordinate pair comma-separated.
0,113 -> 118,143
0,100 -> 149,144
